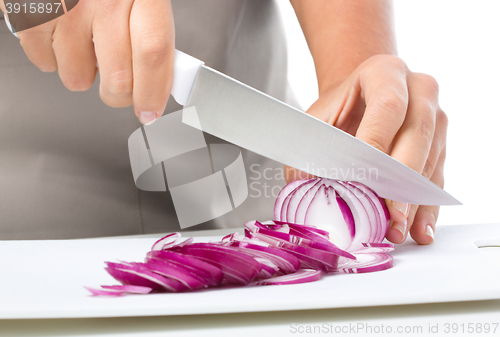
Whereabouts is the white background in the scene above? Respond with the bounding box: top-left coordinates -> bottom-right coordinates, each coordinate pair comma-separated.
278,0 -> 500,228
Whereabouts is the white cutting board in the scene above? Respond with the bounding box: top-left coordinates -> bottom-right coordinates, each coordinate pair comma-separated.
1,223 -> 499,319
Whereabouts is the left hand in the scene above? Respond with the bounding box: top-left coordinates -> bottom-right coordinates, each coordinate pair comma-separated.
285,54 -> 448,245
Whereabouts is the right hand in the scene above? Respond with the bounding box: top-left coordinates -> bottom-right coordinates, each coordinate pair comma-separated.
285,55 -> 448,246
1,0 -> 175,124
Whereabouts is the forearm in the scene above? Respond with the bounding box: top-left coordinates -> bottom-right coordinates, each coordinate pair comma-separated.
290,0 -> 397,94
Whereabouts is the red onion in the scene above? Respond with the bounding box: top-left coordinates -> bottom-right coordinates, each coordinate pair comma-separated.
84,285 -> 152,296
335,252 -> 394,274
170,243 -> 262,285
147,250 -> 223,286
105,262 -> 187,292
254,269 -> 322,286
86,178 -> 394,296
275,178 -> 390,251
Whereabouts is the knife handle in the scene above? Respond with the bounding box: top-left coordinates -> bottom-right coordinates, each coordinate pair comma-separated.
171,50 -> 205,106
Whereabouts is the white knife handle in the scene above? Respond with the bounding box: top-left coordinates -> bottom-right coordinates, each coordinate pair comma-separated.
171,50 -> 205,106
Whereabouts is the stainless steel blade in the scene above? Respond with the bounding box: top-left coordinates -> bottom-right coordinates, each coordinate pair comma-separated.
184,65 -> 460,205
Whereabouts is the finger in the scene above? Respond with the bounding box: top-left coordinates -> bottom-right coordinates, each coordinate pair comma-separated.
354,56 -> 410,222
354,55 -> 409,154
130,0 -> 175,124
18,21 -> 58,72
386,73 -> 439,222
409,145 -> 446,245
52,7 -> 97,91
93,0 -> 134,108
386,105 -> 447,244
284,166 -> 316,184
390,73 -> 439,175
386,204 -> 417,244
420,108 -> 448,182
411,204 -> 439,245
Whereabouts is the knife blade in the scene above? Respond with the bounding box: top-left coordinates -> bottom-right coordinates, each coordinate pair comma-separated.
171,50 -> 460,206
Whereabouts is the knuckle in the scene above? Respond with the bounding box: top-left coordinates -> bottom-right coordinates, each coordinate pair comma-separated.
415,73 -> 440,95
412,100 -> 436,144
105,69 -> 133,95
421,159 -> 434,179
136,36 -> 171,66
386,55 -> 408,72
363,131 -> 389,153
424,207 -> 438,225
375,91 -> 408,118
414,118 -> 434,147
436,108 -> 448,129
371,54 -> 408,73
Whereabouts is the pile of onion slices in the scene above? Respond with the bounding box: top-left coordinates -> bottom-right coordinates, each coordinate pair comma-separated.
86,178 -> 394,296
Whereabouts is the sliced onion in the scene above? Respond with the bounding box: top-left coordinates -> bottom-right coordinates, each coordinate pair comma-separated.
85,285 -> 153,296
275,220 -> 331,238
87,179 -> 394,296
279,245 -> 337,271
140,259 -> 208,290
101,285 -> 153,293
295,180 -> 323,225
254,258 -> 279,279
227,240 -> 301,274
255,269 -> 322,286
84,286 -> 125,296
170,243 -> 262,285
245,220 -> 355,260
358,242 -> 395,253
286,180 -> 320,222
275,178 -> 391,251
105,262 -> 187,292
274,179 -> 305,220
151,233 -> 193,251
334,252 -> 393,274
147,250 -> 223,286
346,182 -> 390,243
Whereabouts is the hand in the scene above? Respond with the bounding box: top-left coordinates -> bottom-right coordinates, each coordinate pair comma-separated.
7,0 -> 175,124
285,54 -> 448,245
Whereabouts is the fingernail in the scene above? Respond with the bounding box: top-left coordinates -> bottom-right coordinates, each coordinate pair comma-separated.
425,224 -> 434,243
391,220 -> 407,240
139,111 -> 158,125
391,201 -> 409,218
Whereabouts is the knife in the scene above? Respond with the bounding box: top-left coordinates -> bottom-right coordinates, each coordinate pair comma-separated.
2,18 -> 459,206
170,50 -> 459,206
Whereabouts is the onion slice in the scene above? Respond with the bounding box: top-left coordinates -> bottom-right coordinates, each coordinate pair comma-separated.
255,269 -> 322,285
105,262 -> 187,292
334,252 -> 394,274
147,250 -> 223,286
170,243 -> 262,285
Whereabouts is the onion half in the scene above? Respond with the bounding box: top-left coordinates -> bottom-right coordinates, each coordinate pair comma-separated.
275,178 -> 390,251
